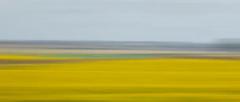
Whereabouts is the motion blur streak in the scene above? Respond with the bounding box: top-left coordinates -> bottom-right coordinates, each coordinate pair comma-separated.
0,41 -> 240,102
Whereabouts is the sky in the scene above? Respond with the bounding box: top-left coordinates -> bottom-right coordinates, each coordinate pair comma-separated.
1,0 -> 240,42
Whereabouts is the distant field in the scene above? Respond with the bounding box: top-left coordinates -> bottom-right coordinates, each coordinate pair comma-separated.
0,54 -> 240,102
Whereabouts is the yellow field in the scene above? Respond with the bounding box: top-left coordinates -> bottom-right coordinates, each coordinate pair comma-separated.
0,54 -> 44,60
0,57 -> 240,102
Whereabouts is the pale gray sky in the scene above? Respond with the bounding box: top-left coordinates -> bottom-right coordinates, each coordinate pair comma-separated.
1,0 -> 240,42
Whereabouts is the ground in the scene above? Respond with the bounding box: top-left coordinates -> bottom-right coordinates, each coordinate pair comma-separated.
0,54 -> 240,102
